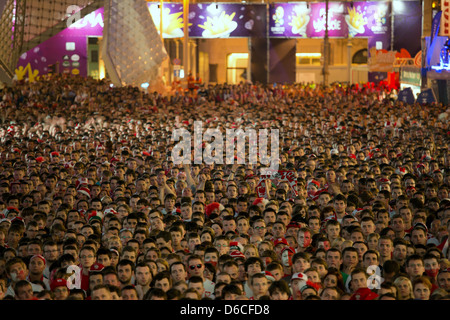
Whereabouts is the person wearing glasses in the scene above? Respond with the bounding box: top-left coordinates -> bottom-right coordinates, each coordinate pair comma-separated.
42,240 -> 59,278
251,218 -> 267,239
186,254 -> 215,299
78,246 -> 97,292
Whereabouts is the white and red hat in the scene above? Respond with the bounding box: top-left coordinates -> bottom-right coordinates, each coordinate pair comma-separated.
88,210 -> 103,224
307,179 -> 321,188
89,262 -> 105,273
77,186 -> 91,198
273,238 -> 289,247
230,250 -> 245,259
290,272 -> 309,287
253,198 -> 269,207
50,278 -> 68,291
76,177 -> 89,189
229,241 -> 244,252
30,254 -> 46,265
263,271 -> 276,282
103,208 -> 118,216
281,246 -> 295,255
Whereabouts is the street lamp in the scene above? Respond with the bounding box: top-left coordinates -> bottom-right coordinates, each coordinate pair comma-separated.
322,0 -> 330,86
183,0 -> 190,79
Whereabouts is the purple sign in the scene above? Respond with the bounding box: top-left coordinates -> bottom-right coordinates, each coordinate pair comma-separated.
270,2 -> 311,38
307,2 -> 347,38
188,3 -> 266,38
344,2 -> 391,38
269,2 -> 348,38
269,1 -> 391,40
16,8 -> 104,79
148,3 -> 185,38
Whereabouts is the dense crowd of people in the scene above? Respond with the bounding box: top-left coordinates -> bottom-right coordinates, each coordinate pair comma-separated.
0,73 -> 449,300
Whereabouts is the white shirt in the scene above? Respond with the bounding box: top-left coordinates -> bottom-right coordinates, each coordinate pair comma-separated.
6,281 -> 44,297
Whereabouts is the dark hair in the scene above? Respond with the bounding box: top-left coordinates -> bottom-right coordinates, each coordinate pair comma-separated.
268,280 -> 291,297
221,283 -> 242,297
144,287 -> 167,300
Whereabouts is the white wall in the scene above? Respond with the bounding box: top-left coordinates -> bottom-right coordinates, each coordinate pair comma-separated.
198,38 -> 249,84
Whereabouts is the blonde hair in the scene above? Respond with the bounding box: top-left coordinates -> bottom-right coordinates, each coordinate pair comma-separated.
339,240 -> 353,252
331,237 -> 345,248
393,276 -> 414,300
243,244 -> 259,257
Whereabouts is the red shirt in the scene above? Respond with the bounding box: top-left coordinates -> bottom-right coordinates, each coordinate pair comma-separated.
350,288 -> 379,300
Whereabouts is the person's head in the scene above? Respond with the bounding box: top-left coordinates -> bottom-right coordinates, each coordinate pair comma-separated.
323,267 -> 345,290
121,285 -> 139,300
349,268 -> 368,292
297,227 -> 312,249
265,261 -> 283,281
6,257 -> 28,283
14,280 -> 34,300
121,245 -> 137,263
412,276 -> 432,300
405,254 -> 425,279
305,267 -> 321,285
320,286 -> 341,300
423,253 -> 440,279
243,243 -> 259,259
91,284 -> 112,300
213,235 -> 230,256
353,241 -> 368,262
333,194 -> 347,214
268,280 -> 290,300
342,246 -> 359,269
135,262 -> 153,287
437,269 -> 450,292
393,275 -> 414,300
89,271 -> 104,293
242,256 -> 262,277
187,254 -> 205,278
204,247 -> 219,266
218,283 -> 240,300
138,280 -> 163,297
187,275 -> 204,297
170,261 -> 188,283
153,270 -> 172,292
325,248 -> 342,270
117,259 -> 135,285
236,216 -> 250,235
360,217 -> 376,238
393,238 -> 408,263
377,236 -> 394,259
308,257 -> 326,279
102,266 -> 120,288
410,224 -> 427,246
377,280 -> 398,299
79,245 -> 96,269
250,272 -> 269,299
51,278 -> 70,300
29,254 -> 46,276
292,252 -> 311,273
